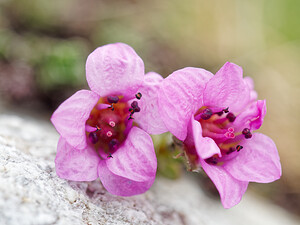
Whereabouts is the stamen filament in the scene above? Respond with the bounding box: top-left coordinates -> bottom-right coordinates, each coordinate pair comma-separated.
85,125 -> 97,132
96,103 -> 111,110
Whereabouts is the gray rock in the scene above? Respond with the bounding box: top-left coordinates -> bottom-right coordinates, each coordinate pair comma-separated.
0,114 -> 298,225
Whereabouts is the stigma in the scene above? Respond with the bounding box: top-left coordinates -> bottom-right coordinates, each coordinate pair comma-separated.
85,93 -> 142,154
190,105 -> 254,166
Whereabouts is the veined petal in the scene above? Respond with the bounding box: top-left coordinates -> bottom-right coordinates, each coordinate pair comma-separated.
105,127 -> 157,182
55,137 -> 100,181
51,90 -> 99,150
203,62 -> 250,113
133,72 -> 168,134
86,43 -> 144,100
244,76 -> 258,102
233,100 -> 266,131
223,133 -> 282,183
191,117 -> 221,159
200,159 -> 249,209
243,76 -> 255,90
98,160 -> 155,196
250,100 -> 267,130
159,67 -> 213,140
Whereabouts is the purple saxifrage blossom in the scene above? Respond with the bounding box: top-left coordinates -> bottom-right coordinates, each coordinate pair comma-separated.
51,43 -> 167,196
159,62 -> 282,208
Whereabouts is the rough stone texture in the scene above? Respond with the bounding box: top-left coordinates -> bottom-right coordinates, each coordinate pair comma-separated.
0,114 -> 299,225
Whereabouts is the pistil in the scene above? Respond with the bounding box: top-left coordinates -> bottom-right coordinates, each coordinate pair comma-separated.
85,93 -> 142,154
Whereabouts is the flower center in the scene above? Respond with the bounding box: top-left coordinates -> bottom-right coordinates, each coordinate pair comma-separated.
85,93 -> 142,157
192,106 -> 252,165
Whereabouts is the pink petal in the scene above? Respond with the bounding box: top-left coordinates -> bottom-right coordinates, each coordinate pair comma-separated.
244,76 -> 258,102
106,127 -> 157,182
234,100 -> 266,131
223,133 -> 281,183
159,67 -> 213,140
144,71 -> 163,83
243,76 -> 255,90
51,90 -> 99,150
97,127 -> 156,196
250,100 -> 267,130
200,159 -> 249,208
190,117 -> 221,159
86,43 -> 144,100
55,137 -> 100,181
98,160 -> 155,196
133,72 -> 168,134
203,62 -> 250,113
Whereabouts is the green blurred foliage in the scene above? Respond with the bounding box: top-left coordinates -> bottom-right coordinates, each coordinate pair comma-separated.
0,29 -> 12,60
152,134 -> 183,180
264,0 -> 300,42
34,40 -> 87,91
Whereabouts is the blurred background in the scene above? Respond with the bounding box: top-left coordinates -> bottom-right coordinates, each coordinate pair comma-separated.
0,0 -> 299,216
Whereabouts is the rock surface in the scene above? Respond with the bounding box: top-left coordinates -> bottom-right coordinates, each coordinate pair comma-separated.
0,114 -> 299,225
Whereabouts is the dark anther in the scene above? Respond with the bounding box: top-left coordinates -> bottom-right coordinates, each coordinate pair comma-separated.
242,128 -> 252,139
244,133 -> 252,139
200,108 -> 213,120
131,101 -> 138,108
205,157 -> 218,165
236,145 -> 243,152
216,111 -> 223,116
226,112 -> 236,122
107,153 -> 113,158
96,125 -> 101,131
223,107 -> 229,113
226,147 -> 236,155
109,139 -> 118,150
131,101 -> 140,113
88,132 -> 98,144
134,106 -> 140,112
107,96 -> 119,104
135,92 -> 142,100
242,128 -> 250,135
216,107 -> 229,116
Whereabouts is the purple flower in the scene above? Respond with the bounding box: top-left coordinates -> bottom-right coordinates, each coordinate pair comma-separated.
51,43 -> 167,196
159,62 -> 282,208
